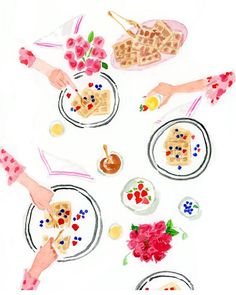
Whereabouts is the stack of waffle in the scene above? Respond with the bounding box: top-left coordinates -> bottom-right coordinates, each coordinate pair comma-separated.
113,20 -> 183,68
164,125 -> 192,166
71,88 -> 111,118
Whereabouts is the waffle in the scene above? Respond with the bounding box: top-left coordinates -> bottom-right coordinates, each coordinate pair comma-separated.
137,46 -> 161,65
160,32 -> 183,55
152,20 -> 173,46
113,39 -> 138,67
44,201 -> 72,229
54,235 -> 71,255
93,90 -> 111,115
164,125 -> 192,166
159,282 -> 181,290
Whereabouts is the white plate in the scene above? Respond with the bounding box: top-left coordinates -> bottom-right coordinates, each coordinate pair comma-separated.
58,71 -> 119,128
25,184 -> 102,262
136,271 -> 194,290
148,118 -> 212,180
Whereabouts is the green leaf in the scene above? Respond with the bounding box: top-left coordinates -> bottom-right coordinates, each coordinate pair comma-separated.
88,31 -> 94,43
122,252 -> 131,266
137,181 -> 144,184
148,196 -> 152,201
128,190 -> 133,193
102,62 -> 108,69
193,204 -> 199,209
182,232 -> 188,240
131,224 -> 139,231
166,219 -> 173,230
167,228 -> 179,237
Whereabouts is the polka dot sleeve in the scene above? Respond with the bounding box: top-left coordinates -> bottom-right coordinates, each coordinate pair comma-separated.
206,71 -> 235,104
19,47 -> 36,68
21,270 -> 40,290
0,148 -> 25,185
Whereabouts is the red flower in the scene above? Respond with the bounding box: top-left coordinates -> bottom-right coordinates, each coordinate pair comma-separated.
77,61 -> 85,71
127,221 -> 172,263
75,46 -> 85,59
93,36 -> 105,48
66,38 -> 75,48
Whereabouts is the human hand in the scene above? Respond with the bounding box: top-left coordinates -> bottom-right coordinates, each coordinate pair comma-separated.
29,184 -> 54,212
48,68 -> 77,90
146,82 -> 175,107
28,238 -> 57,279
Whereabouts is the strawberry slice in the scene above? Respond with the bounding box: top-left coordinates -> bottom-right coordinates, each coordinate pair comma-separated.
127,193 -> 133,200
142,197 -> 150,204
72,224 -> 79,231
72,241 -> 77,246
138,183 -> 144,191
87,103 -> 93,110
76,214 -> 81,220
58,218 -> 64,225
65,211 -> 70,215
135,196 -> 142,204
141,190 -> 148,197
166,151 -> 171,156
134,191 -> 140,198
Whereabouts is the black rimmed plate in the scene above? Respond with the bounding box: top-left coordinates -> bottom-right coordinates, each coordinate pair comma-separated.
148,118 -> 212,180
25,184 -> 102,262
58,72 -> 119,128
136,271 -> 194,290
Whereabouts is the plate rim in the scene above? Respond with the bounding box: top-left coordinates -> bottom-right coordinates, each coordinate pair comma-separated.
58,71 -> 120,128
24,184 -> 103,262
147,117 -> 212,180
135,270 -> 194,290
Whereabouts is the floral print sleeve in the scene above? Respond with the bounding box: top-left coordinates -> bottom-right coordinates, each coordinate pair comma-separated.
206,71 -> 235,104
19,47 -> 36,68
21,270 -> 40,290
0,147 -> 25,185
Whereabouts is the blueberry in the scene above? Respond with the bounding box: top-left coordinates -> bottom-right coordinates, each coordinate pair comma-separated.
40,220 -> 44,223
175,129 -> 179,132
95,84 -> 98,88
82,216 -> 85,219
74,237 -> 78,240
79,210 -> 83,214
85,210 -> 88,213
39,224 -> 43,227
169,146 -> 173,150
193,153 -> 198,157
175,146 -> 179,150
178,165 -> 182,170
83,96 -> 87,100
73,217 -> 76,221
186,201 -> 189,204
197,144 -> 200,147
46,219 -> 49,223
91,99 -> 95,103
176,155 -> 179,158
64,215 -> 67,218
99,84 -> 102,88
91,95 -> 94,98
176,135 -> 180,138
70,107 -> 73,111
59,241 -> 64,245
190,202 -> 193,205
78,237 -> 82,241
60,209 -> 65,213
194,147 -> 197,151
58,212 -> 62,216
179,147 -> 182,151
180,134 -> 183,137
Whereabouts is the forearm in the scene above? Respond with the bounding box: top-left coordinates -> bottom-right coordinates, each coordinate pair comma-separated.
173,79 -> 207,93
17,172 -> 39,192
32,57 -> 55,77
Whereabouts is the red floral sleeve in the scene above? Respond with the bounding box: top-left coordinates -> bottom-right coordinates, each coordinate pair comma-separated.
206,71 -> 235,104
0,148 -> 25,185
21,270 -> 40,290
19,47 -> 36,68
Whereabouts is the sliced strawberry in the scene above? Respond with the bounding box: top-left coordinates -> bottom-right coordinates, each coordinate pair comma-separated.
88,83 -> 93,87
135,196 -> 142,204
191,135 -> 195,140
65,211 -> 70,215
166,151 -> 171,156
72,224 -> 79,231
138,183 -> 144,191
127,193 -> 133,200
134,191 -> 140,198
142,197 -> 149,204
88,103 -> 93,110
182,149 -> 187,153
66,93 -> 71,98
72,241 -> 77,246
76,214 -> 81,220
141,190 -> 148,197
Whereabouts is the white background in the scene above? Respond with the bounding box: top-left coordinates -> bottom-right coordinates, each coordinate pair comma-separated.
0,0 -> 236,294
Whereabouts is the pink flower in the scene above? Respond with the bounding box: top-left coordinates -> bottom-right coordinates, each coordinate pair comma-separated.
77,61 -> 85,71
85,68 -> 93,76
93,36 -> 105,48
76,35 -> 85,45
69,59 -> 77,70
85,58 -> 94,67
91,47 -> 100,57
82,41 -> 90,52
127,221 -> 173,264
64,51 -> 74,60
97,48 -> 107,59
92,59 -> 101,73
75,46 -> 85,59
66,38 -> 75,48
